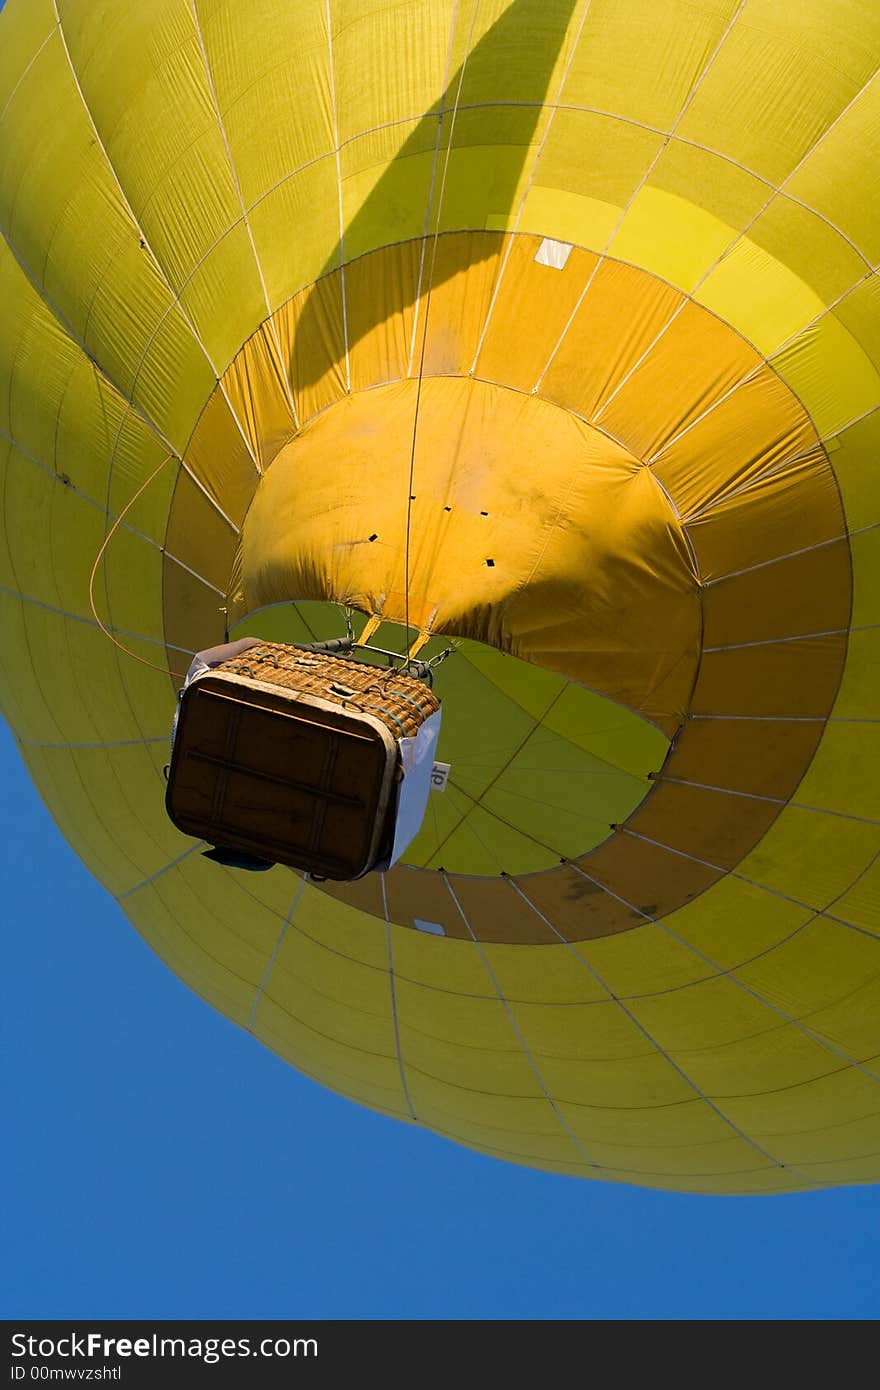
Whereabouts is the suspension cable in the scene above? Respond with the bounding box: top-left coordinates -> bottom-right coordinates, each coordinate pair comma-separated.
402,1 -> 482,666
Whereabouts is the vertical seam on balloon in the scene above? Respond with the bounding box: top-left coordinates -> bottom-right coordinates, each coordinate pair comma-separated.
468,0 -> 595,376
589,297 -> 690,424
168,451 -> 242,535
531,0 -> 751,392
237,343 -> 848,653
751,268 -> 878,385
94,447 -> 196,763
381,873 -> 419,1122
693,714 -> 880,724
0,23 -> 58,123
407,0 -> 460,378
591,262 -> 873,439
643,468 -> 704,588
669,135 -> 873,268
681,442 -> 830,523
537,238 -> 630,391
64,623 -> 181,867
469,101 -> 877,271
31,725 -> 149,887
656,773 -> 878,828
563,860 -> 880,1109
188,0 -> 300,439
191,97 -> 873,273
102,273 -> 261,488
87,450 -> 211,707
92,291 -> 265,494
644,363 -> 785,469
243,971 -> 411,1070
177,465 -> 242,540
464,367 -> 647,479
424,687 -> 568,863
702,519 -> 878,587
452,740 -> 647,784
111,851 -> 306,1015
227,102 -> 873,273
460,787 -> 640,839
683,69 -> 880,312
0,222 -> 242,537
246,875 -> 309,1031
619,825 -> 880,947
116,843 -> 206,900
1,422 -> 162,547
324,0 -> 351,393
683,446 -> 855,528
0,581 -> 195,653
643,271 -> 878,470
163,551 -> 226,598
590,195 -> 874,431
591,74 -> 880,424
694,81 -> 880,300
419,363 -> 674,581
49,1 -> 264,481
507,875 -> 802,1178
455,797 -> 514,872
443,873 -> 606,1172
703,626 -> 873,653
240,1018 -> 411,1122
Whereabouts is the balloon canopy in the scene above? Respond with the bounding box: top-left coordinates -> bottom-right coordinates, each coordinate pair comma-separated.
1,0 -> 879,1193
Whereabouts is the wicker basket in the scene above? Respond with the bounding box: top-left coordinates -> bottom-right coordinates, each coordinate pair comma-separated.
215,642 -> 440,736
165,642 -> 440,880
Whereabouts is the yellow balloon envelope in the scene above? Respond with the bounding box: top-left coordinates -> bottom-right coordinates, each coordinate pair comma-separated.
2,0 -> 879,1192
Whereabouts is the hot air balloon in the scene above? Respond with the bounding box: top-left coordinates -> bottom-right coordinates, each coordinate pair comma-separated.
1,0 -> 878,1194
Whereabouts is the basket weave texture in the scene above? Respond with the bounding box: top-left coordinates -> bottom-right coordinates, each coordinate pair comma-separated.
216,642 -> 440,740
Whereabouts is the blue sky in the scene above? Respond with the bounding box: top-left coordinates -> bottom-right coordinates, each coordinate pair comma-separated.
4,718 -> 879,1321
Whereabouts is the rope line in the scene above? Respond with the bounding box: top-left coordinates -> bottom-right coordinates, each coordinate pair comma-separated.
88,452 -> 188,680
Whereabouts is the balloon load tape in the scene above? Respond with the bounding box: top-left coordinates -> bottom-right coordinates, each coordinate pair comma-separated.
165,643 -> 440,881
